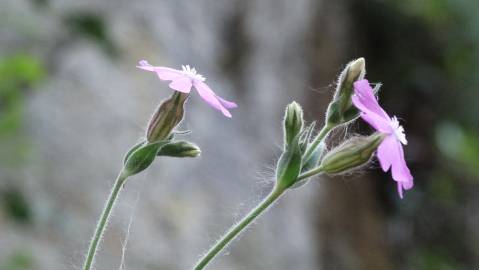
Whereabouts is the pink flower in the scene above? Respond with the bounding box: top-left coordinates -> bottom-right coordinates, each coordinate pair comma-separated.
352,79 -> 413,198
137,60 -> 237,118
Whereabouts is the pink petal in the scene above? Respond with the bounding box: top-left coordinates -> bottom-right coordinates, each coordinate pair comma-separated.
391,142 -> 413,184
352,80 -> 393,133
193,80 -> 232,118
169,77 -> 193,93
397,182 -> 404,199
353,80 -> 390,119
217,96 -> 238,109
137,60 -> 183,80
377,135 -> 396,172
377,136 -> 414,198
357,111 -> 392,133
137,60 -> 155,71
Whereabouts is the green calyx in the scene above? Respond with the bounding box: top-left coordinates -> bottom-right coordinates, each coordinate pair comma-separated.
320,133 -> 385,174
325,57 -> 366,127
276,134 -> 302,190
146,92 -> 189,143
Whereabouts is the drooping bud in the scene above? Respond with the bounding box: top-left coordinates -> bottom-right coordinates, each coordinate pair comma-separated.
283,102 -> 304,148
157,140 -> 201,158
325,57 -> 366,127
320,133 -> 384,174
276,134 -> 302,190
146,92 -> 189,143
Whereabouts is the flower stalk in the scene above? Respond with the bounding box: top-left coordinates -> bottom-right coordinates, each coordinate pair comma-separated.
82,170 -> 128,270
193,184 -> 286,270
82,90 -> 202,270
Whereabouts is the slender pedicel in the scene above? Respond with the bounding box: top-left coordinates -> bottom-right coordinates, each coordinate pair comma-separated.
82,171 -> 128,270
193,185 -> 285,270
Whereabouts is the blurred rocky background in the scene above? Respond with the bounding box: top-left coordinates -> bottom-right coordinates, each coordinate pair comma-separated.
1,0 -> 478,269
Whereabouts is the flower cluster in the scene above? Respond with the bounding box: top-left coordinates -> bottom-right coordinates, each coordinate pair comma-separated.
275,58 -> 413,198
82,57 -> 415,270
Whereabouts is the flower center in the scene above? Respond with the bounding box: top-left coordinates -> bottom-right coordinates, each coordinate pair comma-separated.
181,65 -> 205,81
390,116 -> 407,145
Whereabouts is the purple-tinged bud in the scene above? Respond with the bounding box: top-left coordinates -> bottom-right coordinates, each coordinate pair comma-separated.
146,92 -> 189,143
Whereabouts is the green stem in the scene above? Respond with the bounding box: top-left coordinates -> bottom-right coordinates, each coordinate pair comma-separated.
82,170 -> 129,270
297,166 -> 324,181
302,125 -> 332,164
192,185 -> 286,270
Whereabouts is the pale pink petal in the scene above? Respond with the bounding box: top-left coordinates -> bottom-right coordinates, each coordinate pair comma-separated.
377,136 -> 413,198
217,96 -> 238,109
397,182 -> 404,199
137,60 -> 184,80
169,77 -> 192,93
357,111 -> 392,133
154,67 -> 184,80
137,60 -> 156,71
391,142 -> 413,184
353,80 -> 390,119
194,80 -> 232,118
377,135 -> 396,172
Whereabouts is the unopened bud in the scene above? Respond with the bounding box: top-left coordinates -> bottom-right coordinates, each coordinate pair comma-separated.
157,140 -> 201,158
326,57 -> 366,126
276,135 -> 302,190
283,101 -> 304,148
123,140 -> 168,177
320,133 -> 384,174
334,58 -> 365,101
146,92 -> 189,143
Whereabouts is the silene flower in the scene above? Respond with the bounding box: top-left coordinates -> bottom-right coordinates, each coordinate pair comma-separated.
137,60 -> 237,118
352,79 -> 413,198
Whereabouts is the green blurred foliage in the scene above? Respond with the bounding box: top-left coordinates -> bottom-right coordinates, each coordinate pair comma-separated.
63,12 -> 118,57
436,122 -> 479,178
412,249 -> 463,270
0,54 -> 44,225
0,54 -> 45,165
0,250 -> 34,270
1,187 -> 32,224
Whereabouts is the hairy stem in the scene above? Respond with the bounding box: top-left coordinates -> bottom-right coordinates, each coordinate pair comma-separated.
82,170 -> 128,270
302,125 -> 332,164
192,185 -> 285,270
297,166 -> 324,181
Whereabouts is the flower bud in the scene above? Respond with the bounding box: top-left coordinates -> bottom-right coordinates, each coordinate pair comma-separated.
157,140 -> 201,158
320,133 -> 384,174
146,92 -> 189,143
283,101 -> 304,148
123,140 -> 168,177
326,57 -> 366,127
276,135 -> 302,190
